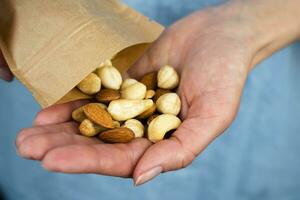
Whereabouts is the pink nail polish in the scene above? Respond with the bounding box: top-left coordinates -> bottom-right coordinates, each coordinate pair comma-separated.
134,166 -> 162,186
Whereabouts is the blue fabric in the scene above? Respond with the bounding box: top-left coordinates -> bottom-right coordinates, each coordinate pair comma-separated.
0,0 -> 299,199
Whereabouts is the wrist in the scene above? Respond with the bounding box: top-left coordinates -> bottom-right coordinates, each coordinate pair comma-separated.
222,0 -> 300,69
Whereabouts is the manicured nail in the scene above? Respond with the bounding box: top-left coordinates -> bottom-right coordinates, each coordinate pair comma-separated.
134,166 -> 162,186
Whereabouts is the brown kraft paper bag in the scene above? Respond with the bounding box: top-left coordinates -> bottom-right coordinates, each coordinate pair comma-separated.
0,0 -> 164,108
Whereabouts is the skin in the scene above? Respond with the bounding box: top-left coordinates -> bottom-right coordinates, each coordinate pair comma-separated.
13,0 -> 300,185
0,50 -> 13,81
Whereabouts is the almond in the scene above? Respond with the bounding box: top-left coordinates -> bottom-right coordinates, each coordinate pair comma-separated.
140,72 -> 157,90
83,103 -> 113,128
96,89 -> 120,103
138,104 -> 156,119
99,127 -> 135,143
153,89 -> 171,102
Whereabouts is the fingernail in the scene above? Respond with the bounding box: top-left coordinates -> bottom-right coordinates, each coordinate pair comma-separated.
134,166 -> 162,186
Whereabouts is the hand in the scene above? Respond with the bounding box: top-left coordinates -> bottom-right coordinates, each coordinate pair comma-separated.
15,1 -> 300,185
0,50 -> 13,81
16,100 -> 153,177
16,6 -> 252,184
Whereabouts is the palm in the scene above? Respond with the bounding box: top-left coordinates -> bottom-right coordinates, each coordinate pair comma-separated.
16,10 -> 251,183
16,101 -> 152,177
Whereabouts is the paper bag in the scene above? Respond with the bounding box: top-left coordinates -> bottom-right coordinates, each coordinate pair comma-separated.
0,0 -> 164,108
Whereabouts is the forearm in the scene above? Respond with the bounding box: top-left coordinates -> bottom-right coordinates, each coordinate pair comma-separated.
224,0 -> 300,69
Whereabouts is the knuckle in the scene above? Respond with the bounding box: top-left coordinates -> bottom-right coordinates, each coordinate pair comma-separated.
33,112 -> 45,125
171,135 -> 196,169
21,135 -> 49,159
16,128 -> 31,145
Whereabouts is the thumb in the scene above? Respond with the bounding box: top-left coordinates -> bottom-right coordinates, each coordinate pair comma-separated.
0,50 -> 13,82
132,116 -> 224,186
126,45 -> 157,80
132,95 -> 238,186
127,32 -> 173,80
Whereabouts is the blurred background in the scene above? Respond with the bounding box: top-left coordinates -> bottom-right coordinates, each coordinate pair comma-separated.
0,0 -> 300,199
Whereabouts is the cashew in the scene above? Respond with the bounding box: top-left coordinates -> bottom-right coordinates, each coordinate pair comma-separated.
147,114 -> 181,143
77,73 -> 101,95
123,119 -> 144,138
145,90 -> 155,99
97,65 -> 122,90
72,106 -> 86,122
121,79 -> 147,100
156,93 -> 181,115
79,119 -> 107,137
137,104 -> 156,119
108,99 -> 154,121
157,65 -> 179,89
113,121 -> 121,128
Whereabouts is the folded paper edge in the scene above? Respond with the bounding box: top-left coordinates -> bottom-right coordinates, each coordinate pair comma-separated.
0,1 -> 164,108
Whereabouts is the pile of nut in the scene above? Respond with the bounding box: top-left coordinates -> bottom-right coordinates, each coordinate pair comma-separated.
72,60 -> 182,143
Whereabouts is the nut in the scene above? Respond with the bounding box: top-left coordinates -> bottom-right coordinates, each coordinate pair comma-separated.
145,90 -> 155,99
137,104 -> 156,119
153,89 -> 171,102
140,72 -> 157,90
96,89 -> 120,103
79,119 -> 107,137
147,114 -> 159,125
123,119 -> 144,138
99,127 -> 135,143
121,78 -> 137,89
97,65 -> 122,90
72,106 -> 86,122
96,103 -> 108,110
72,103 -> 107,122
121,79 -> 147,100
77,73 -> 101,95
147,114 -> 181,143
113,121 -> 121,128
99,59 -> 113,68
156,93 -> 181,115
108,99 -> 154,121
83,103 -> 113,128
157,65 -> 179,89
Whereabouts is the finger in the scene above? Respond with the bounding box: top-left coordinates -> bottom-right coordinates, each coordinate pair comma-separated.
127,32 -> 172,80
0,51 -> 13,82
33,100 -> 89,126
42,138 -> 152,177
132,96 -> 238,186
132,118 -> 218,186
0,66 -> 14,82
127,50 -> 155,80
17,131 -> 101,160
16,121 -> 79,147
132,78 -> 243,185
